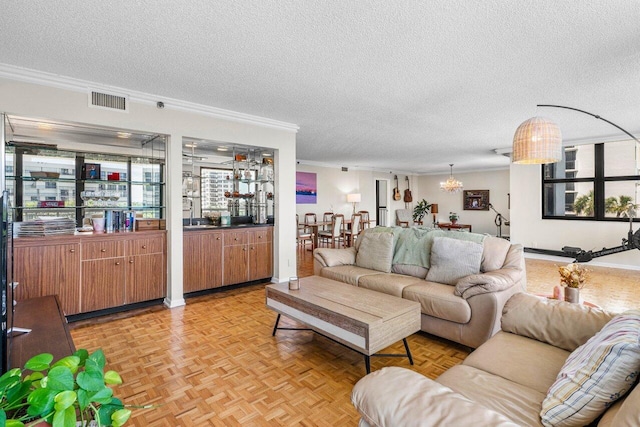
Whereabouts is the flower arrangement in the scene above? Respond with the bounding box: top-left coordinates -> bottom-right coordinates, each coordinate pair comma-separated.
448,212 -> 459,222
558,263 -> 589,288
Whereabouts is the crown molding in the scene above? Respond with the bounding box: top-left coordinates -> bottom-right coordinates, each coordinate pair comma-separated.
0,63 -> 299,133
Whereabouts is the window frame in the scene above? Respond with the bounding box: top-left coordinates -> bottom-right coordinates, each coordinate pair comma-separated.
542,143 -> 640,222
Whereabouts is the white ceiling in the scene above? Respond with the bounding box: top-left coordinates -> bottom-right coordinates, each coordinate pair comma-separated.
1,1 -> 639,174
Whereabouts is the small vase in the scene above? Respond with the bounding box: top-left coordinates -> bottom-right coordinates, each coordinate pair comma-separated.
564,287 -> 580,304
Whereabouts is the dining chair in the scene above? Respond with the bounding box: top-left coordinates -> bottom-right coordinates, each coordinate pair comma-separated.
318,214 -> 345,248
322,211 -> 333,231
358,210 -> 370,229
296,214 -> 312,249
344,213 -> 362,247
304,213 -> 317,235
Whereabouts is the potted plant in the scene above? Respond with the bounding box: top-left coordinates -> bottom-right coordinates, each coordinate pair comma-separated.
448,212 -> 459,224
0,348 -> 147,427
412,199 -> 431,224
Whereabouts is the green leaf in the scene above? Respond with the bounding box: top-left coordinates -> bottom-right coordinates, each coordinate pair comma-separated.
26,387 -> 57,417
89,387 -> 114,405
25,371 -> 45,384
53,390 -> 77,411
0,368 -> 21,387
5,420 -> 26,427
46,366 -> 75,391
77,389 -> 90,411
24,353 -> 53,372
76,370 -> 104,392
73,349 -> 89,367
111,408 -> 132,427
88,349 -> 106,371
6,381 -> 32,405
0,409 -> 5,424
52,355 -> 81,374
52,405 -> 76,427
104,370 -> 122,385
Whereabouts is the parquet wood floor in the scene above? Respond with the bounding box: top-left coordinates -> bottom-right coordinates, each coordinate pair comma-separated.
70,247 -> 639,426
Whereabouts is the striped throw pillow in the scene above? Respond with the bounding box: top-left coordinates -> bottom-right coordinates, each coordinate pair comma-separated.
540,310 -> 640,427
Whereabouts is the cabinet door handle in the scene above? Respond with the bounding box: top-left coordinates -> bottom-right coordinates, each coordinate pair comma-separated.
69,249 -> 75,253
129,260 -> 134,264
242,247 -> 246,251
142,245 -> 147,249
115,262 -> 121,265
101,249 -> 107,252
216,237 -> 221,240
235,238 -> 239,241
258,235 -> 262,239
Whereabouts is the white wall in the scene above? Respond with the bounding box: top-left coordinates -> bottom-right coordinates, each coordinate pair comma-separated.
416,169 -> 511,235
0,77 -> 299,307
510,164 -> 640,269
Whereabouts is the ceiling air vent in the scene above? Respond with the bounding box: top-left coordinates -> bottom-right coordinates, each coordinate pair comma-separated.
342,167 -> 349,172
88,90 -> 129,112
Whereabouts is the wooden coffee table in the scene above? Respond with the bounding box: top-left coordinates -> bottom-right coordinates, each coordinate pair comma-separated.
265,276 -> 421,373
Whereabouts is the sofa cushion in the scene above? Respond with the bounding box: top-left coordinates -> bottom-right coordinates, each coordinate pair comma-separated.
540,310 -> 640,427
481,236 -> 511,272
425,237 -> 483,285
437,365 -> 546,427
403,282 -> 471,323
355,230 -> 394,273
391,263 -> 428,279
319,265 -> 381,286
502,293 -> 614,352
463,331 -> 570,394
352,367 -> 520,427
358,273 -> 424,298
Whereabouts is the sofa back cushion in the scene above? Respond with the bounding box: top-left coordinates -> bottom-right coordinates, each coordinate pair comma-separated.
425,237 -> 483,285
502,293 -> 615,352
355,230 -> 394,273
540,310 -> 640,427
481,236 -> 511,272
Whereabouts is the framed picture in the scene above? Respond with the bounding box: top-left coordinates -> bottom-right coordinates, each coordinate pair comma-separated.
81,163 -> 101,180
463,190 -> 490,210
296,172 -> 317,204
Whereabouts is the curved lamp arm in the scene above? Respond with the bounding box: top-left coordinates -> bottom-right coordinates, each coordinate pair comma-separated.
538,104 -> 639,143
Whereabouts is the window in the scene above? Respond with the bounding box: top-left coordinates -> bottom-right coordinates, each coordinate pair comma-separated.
542,140 -> 640,221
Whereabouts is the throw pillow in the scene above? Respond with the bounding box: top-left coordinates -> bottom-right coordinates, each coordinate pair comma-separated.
425,237 -> 483,285
540,310 -> 640,427
355,230 -> 394,273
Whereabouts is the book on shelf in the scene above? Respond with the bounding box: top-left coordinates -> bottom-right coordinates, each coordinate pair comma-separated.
104,210 -> 135,232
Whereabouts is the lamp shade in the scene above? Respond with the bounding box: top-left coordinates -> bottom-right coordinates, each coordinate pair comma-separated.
347,193 -> 361,203
512,116 -> 562,164
430,203 -> 438,214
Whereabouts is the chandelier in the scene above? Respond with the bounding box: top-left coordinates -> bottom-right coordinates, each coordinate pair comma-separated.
440,164 -> 463,193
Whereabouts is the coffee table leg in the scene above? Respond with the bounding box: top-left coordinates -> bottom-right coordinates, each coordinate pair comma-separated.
271,314 -> 281,336
364,355 -> 371,374
403,338 -> 414,365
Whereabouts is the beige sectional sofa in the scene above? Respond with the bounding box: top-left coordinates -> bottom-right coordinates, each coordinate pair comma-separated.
313,226 -> 526,348
351,293 -> 640,427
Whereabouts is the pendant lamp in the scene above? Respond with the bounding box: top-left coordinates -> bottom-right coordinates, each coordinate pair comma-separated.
512,116 -> 562,164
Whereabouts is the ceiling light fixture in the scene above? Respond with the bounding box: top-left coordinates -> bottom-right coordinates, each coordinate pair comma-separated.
513,104 -> 639,164
440,164 -> 463,193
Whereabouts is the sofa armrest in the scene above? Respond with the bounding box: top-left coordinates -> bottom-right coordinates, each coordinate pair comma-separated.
313,247 -> 357,268
351,367 -> 519,427
454,267 -> 523,299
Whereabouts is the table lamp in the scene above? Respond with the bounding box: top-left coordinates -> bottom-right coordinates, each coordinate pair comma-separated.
347,193 -> 361,214
430,203 -> 438,226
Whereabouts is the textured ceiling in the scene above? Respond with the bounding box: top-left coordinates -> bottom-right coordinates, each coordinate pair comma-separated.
1,1 -> 639,174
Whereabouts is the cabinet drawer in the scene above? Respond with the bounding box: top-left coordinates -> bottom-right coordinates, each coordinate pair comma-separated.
127,236 -> 165,256
251,229 -> 270,243
82,240 -> 125,260
224,231 -> 247,246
